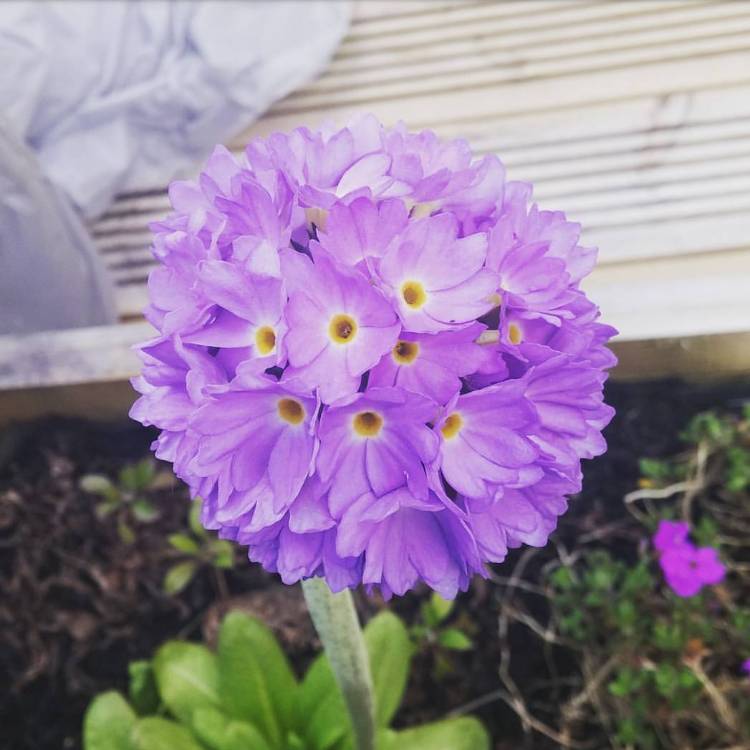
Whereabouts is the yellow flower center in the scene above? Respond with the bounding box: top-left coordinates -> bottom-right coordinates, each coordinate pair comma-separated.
401,280 -> 427,309
441,412 -> 463,440
277,398 -> 305,425
353,410 -> 384,438
392,340 -> 419,365
255,325 -> 276,355
508,323 -> 523,345
488,292 -> 502,307
328,313 -> 358,344
410,200 -> 439,219
305,206 -> 329,232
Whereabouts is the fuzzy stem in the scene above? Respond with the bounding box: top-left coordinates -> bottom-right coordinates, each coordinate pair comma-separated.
301,578 -> 376,750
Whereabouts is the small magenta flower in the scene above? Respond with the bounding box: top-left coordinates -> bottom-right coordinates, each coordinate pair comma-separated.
659,545 -> 726,597
131,116 -> 616,597
653,519 -> 726,597
653,519 -> 690,552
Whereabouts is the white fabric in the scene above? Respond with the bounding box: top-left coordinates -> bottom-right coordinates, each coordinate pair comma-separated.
0,0 -> 350,217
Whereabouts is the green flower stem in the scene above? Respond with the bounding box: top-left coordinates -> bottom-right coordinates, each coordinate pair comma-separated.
301,578 -> 376,750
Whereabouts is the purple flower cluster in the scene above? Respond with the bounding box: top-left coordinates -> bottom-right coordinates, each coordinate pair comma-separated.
131,115 -> 616,598
653,520 -> 726,598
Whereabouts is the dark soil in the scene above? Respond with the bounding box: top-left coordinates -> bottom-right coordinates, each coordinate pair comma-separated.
1,378 -> 748,750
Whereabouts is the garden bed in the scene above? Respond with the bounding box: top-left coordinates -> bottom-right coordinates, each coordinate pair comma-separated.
1,378 -> 748,750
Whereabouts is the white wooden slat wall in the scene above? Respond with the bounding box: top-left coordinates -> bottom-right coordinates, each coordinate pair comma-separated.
88,0 -> 750,351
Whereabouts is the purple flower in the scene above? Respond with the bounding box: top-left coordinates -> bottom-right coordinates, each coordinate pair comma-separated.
368,323 -> 488,403
190,378 -> 317,527
653,520 -> 690,552
319,196 -> 408,268
130,115 -> 616,597
336,490 -> 483,599
742,658 -> 750,676
282,247 -> 400,403
378,213 -> 498,332
653,519 -> 726,597
317,387 -> 438,516
183,261 -> 286,361
659,544 -> 726,598
464,469 -> 578,563
130,336 -> 226,485
436,379 -> 541,499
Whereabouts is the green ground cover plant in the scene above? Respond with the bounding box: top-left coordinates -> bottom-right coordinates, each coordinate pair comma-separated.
84,610 -> 489,750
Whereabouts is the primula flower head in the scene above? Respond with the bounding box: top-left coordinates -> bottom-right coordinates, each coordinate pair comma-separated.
131,115 -> 616,598
652,519 -> 726,598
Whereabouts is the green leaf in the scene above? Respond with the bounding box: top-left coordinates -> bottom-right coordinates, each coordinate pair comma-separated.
588,564 -> 616,591
616,717 -> 639,746
224,722 -> 274,750
364,612 -> 413,727
132,499 -> 159,523
678,667 -> 700,691
128,661 -> 160,716
189,499 -> 207,538
217,612 -> 298,749
364,611 -> 412,727
189,706 -> 227,749
211,540 -> 235,569
437,628 -> 473,651
559,610 -> 585,640
118,521 -> 136,545
192,706 -> 272,750
300,655 -> 351,750
622,562 -> 653,595
163,561 -> 198,595
614,600 -> 636,633
410,625 -> 429,642
681,411 -> 731,445
652,621 -> 683,652
549,566 -> 574,591
83,691 -> 136,750
655,664 -> 678,698
608,667 -> 636,698
153,641 -> 219,725
693,517 -> 719,547
638,458 -> 673,481
131,717 -> 204,750
80,474 -> 115,496
168,533 -> 201,555
95,500 -> 119,518
421,593 -> 453,627
379,717 -> 490,750
119,459 -> 156,492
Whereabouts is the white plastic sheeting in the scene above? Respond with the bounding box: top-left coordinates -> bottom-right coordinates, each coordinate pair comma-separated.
0,121 -> 117,333
0,0 -> 351,217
